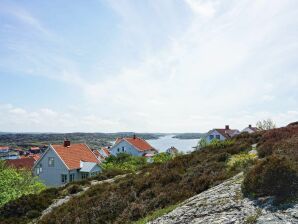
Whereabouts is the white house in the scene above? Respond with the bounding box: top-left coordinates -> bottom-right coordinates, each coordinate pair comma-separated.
110,135 -> 158,157
32,140 -> 101,186
205,125 -> 240,144
242,124 -> 259,133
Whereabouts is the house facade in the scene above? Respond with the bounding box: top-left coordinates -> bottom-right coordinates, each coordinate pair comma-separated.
110,135 -> 157,157
166,146 -> 179,155
205,125 -> 240,144
33,140 -> 101,187
242,124 -> 258,133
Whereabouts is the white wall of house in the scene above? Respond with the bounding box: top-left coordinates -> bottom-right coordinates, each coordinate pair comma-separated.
110,140 -> 143,156
206,130 -> 226,143
33,146 -> 69,187
33,146 -> 102,187
242,127 -> 254,133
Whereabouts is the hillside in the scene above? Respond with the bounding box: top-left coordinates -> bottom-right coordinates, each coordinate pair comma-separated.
172,133 -> 206,139
0,123 -> 297,223
150,173 -> 298,224
0,132 -> 160,149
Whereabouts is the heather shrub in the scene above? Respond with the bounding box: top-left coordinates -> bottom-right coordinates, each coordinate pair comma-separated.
67,184 -> 83,194
242,155 -> 298,202
39,138 -> 250,224
26,209 -> 40,219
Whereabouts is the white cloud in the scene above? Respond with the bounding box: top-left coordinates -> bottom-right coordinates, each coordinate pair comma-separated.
0,104 -> 121,132
185,0 -> 217,18
0,1 -> 297,132
0,2 -> 51,36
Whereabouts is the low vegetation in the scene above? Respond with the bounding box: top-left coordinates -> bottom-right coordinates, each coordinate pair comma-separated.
227,152 -> 257,172
37,134 -> 256,224
0,169 -> 128,224
242,124 -> 298,203
132,204 -> 179,224
102,153 -> 147,172
1,123 -> 297,223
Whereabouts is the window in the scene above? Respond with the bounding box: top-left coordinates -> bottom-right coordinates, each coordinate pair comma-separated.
81,173 -> 89,180
122,146 -> 125,152
48,157 -> 55,167
216,135 -> 220,140
91,172 -> 99,177
36,164 -> 42,175
61,174 -> 67,183
209,135 -> 214,140
69,173 -> 75,182
117,148 -> 120,152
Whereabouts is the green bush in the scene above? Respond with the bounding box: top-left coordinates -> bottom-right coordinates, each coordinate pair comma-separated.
153,153 -> 172,163
242,155 -> 298,202
227,152 -> 257,172
0,161 -> 46,207
208,139 -> 235,149
102,153 -> 147,172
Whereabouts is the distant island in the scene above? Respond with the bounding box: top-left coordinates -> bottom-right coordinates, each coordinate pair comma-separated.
172,133 -> 206,139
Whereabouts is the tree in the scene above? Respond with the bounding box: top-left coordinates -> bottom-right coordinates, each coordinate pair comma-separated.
0,161 -> 46,206
197,138 -> 208,149
256,118 -> 276,131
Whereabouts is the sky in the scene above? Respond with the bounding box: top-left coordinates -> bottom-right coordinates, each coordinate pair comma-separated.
0,0 -> 297,133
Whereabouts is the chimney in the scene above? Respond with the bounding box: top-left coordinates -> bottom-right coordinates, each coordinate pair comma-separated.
249,124 -> 252,128
225,125 -> 229,130
133,134 -> 136,139
64,139 -> 70,147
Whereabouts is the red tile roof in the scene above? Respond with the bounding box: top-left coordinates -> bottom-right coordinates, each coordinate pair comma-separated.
93,150 -> 105,160
249,127 -> 258,132
214,129 -> 238,139
0,146 -> 9,151
29,154 -> 40,161
51,143 -> 99,170
101,147 -> 111,156
117,137 -> 156,152
6,157 -> 35,170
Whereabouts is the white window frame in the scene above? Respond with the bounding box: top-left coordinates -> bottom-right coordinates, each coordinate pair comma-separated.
48,157 -> 55,167
61,174 -> 68,183
81,173 -> 89,180
36,164 -> 42,175
69,173 -> 75,182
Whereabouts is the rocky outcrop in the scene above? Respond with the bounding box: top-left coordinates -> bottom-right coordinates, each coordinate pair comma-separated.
150,173 -> 298,224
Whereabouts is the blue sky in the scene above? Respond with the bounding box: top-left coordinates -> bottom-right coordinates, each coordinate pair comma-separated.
0,0 -> 297,132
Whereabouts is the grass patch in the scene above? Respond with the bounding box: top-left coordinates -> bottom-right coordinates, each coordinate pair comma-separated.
227,152 -> 257,172
245,208 -> 262,224
133,204 -> 179,224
